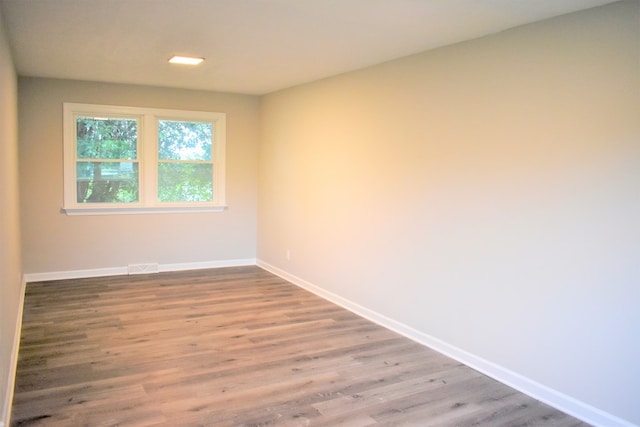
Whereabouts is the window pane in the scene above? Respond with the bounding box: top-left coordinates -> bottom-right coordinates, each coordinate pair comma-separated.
76,117 -> 137,159
157,163 -> 213,202
76,162 -> 139,203
158,120 -> 212,161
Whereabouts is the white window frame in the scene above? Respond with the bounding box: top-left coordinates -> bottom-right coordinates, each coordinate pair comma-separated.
63,103 -> 226,215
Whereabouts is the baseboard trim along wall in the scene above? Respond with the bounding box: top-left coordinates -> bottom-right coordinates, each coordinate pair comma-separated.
256,259 -> 636,427
15,258 -> 634,427
22,258 -> 257,283
2,277 -> 27,427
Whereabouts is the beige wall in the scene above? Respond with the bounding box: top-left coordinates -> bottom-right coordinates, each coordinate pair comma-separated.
0,7 -> 21,426
19,78 -> 260,274
258,1 -> 640,425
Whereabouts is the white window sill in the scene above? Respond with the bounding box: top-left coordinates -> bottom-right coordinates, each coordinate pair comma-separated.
61,206 -> 228,215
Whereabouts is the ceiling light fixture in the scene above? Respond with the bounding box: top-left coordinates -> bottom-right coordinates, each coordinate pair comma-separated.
168,55 -> 204,65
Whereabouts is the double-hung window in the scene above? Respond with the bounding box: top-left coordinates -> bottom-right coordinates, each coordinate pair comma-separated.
63,103 -> 226,214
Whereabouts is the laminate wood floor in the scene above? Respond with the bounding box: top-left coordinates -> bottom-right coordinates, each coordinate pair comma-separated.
11,266 -> 588,427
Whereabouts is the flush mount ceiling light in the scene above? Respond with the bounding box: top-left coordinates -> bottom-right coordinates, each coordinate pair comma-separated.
168,55 -> 204,65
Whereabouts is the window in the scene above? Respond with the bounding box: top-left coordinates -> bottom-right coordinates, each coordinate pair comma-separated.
63,103 -> 226,214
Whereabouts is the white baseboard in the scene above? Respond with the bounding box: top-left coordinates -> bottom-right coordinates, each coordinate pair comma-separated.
256,259 -> 636,427
15,258 -> 635,427
160,258 -> 256,272
22,258 -> 257,283
24,266 -> 128,282
1,276 -> 27,427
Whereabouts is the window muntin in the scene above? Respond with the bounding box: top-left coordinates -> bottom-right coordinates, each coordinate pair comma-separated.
63,103 -> 226,214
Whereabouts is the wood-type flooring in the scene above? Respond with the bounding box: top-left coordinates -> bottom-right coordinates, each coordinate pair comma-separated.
11,266 -> 589,426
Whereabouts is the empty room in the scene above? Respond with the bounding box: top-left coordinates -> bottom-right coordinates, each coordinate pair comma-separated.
0,0 -> 638,426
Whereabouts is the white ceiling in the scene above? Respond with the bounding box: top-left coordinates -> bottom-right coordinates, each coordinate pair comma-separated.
0,0 -> 619,95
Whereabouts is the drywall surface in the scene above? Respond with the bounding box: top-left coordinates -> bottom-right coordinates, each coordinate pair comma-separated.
19,78 -> 259,274
0,7 -> 21,426
258,1 -> 639,424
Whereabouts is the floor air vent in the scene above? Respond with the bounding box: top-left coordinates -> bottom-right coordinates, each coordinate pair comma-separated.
128,263 -> 160,275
